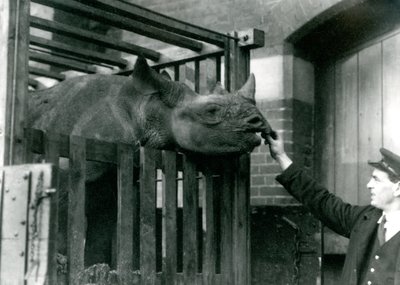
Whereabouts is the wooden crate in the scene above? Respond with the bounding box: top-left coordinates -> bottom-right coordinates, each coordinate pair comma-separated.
25,129 -> 250,285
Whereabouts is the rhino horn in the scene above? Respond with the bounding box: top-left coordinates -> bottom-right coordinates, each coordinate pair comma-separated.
210,82 -> 229,95
131,56 -> 184,107
237,73 -> 256,104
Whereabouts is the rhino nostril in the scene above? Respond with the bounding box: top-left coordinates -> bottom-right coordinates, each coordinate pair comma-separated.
247,116 -> 263,126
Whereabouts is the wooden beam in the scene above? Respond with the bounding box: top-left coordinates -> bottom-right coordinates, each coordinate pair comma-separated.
28,66 -> 65,81
237,29 -> 265,49
74,0 -> 233,46
29,50 -> 97,74
30,16 -> 161,61
31,0 -> 203,52
28,78 -> 39,88
30,35 -> 129,68
0,0 -> 30,166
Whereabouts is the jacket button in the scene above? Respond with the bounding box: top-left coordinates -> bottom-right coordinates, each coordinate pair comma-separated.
375,255 -> 379,260
367,281 -> 372,285
370,268 -> 375,273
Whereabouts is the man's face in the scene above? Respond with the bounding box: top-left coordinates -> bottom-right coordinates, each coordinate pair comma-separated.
367,168 -> 400,211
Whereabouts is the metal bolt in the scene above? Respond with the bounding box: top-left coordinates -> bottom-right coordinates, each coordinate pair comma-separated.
20,252 -> 24,257
243,35 -> 249,41
5,189 -> 9,193
14,232 -> 18,237
12,196 -> 16,201
20,221 -> 26,225
23,173 -> 29,180
45,188 -> 56,194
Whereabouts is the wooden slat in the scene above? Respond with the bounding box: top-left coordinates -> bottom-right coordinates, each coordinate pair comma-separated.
116,143 -> 134,285
233,155 -> 250,285
0,167 -> 30,284
162,150 -> 178,285
26,164 -> 57,285
28,78 -> 39,89
30,35 -> 128,68
220,169 -> 233,285
194,60 -> 200,93
29,66 -> 65,81
382,33 -> 400,154
203,169 -> 216,285
30,16 -> 160,61
75,0 -> 230,47
140,147 -> 157,285
29,50 -> 97,74
67,135 -> 86,285
334,54 -> 359,203
0,0 -> 30,166
182,155 -> 198,284
358,43 -> 382,205
31,0 -> 203,52
43,133 -> 60,284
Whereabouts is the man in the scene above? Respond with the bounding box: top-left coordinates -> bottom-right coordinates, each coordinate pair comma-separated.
264,132 -> 400,285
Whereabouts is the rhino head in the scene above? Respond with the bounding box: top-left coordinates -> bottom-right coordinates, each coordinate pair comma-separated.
129,57 -> 272,154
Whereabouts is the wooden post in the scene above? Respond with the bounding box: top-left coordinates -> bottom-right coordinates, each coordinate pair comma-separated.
225,31 -> 252,285
0,0 -> 30,166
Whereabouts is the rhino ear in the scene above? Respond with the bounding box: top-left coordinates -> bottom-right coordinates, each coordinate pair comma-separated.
160,70 -> 172,81
210,82 -> 229,95
131,56 -> 184,107
237,73 -> 256,104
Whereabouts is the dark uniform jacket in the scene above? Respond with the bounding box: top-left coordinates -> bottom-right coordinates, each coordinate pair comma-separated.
276,163 -> 400,285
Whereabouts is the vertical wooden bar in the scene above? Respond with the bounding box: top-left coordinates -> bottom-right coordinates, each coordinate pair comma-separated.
203,169 -> 216,285
140,147 -> 157,285
43,133 -> 60,284
182,155 -> 198,284
0,0 -> 30,166
162,150 -> 177,285
117,143 -> 134,285
220,169 -> 233,285
0,166 -> 30,285
228,31 -> 251,285
68,135 -> 86,285
194,60 -> 200,93
26,164 -> 57,285
234,155 -> 251,285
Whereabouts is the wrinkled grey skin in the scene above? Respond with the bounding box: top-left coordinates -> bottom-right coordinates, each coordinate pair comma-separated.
28,57 -> 272,267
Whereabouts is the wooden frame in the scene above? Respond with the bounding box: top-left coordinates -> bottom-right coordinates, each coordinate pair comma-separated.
1,0 -> 264,284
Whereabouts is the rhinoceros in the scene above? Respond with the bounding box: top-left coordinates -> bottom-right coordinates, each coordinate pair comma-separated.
28,57 -> 272,267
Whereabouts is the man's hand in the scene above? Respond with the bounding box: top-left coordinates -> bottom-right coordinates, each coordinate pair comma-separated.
261,131 -> 292,171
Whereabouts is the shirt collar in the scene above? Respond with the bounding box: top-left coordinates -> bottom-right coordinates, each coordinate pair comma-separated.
378,210 -> 400,224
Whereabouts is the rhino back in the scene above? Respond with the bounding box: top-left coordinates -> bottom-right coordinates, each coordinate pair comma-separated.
28,74 -> 132,138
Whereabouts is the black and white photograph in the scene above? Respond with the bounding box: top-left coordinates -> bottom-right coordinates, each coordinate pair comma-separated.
1,0 -> 400,284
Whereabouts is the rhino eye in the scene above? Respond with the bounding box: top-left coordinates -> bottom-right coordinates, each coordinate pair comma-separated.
204,105 -> 221,116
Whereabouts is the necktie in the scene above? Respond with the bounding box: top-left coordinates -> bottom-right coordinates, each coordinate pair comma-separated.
377,215 -> 387,246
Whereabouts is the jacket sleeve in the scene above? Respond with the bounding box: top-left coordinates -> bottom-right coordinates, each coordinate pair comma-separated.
276,163 -> 369,238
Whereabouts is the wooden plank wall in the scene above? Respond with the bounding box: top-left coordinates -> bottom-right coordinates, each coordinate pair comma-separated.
315,29 -> 400,253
